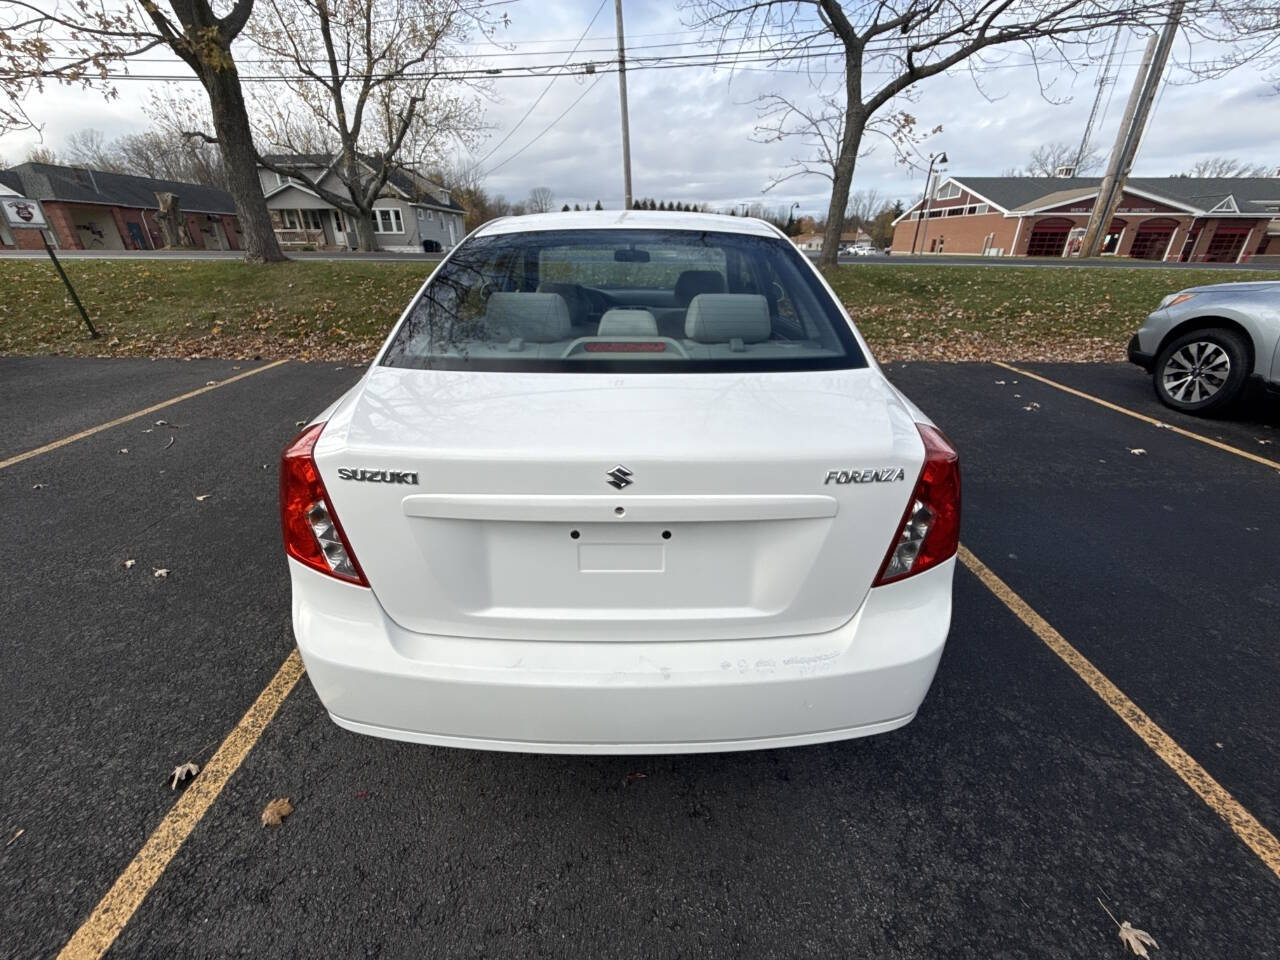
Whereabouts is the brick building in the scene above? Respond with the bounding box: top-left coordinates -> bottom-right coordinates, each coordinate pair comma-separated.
891,175 -> 1280,262
0,162 -> 241,252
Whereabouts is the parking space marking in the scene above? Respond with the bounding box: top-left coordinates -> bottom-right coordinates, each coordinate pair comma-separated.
57,651 -> 305,960
960,545 -> 1280,880
0,359 -> 289,471
991,361 -> 1280,470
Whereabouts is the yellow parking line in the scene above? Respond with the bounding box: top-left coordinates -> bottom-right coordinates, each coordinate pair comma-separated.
57,651 -> 305,960
992,361 -> 1280,471
960,545 -> 1280,880
0,360 -> 289,471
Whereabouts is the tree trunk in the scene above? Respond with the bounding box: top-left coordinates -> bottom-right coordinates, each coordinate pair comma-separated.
154,192 -> 191,247
201,63 -> 287,263
353,212 -> 377,252
818,109 -> 867,269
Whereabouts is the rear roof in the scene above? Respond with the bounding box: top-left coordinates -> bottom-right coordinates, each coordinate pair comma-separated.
473,209 -> 783,238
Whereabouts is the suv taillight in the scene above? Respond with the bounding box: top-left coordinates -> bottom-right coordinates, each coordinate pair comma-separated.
280,422 -> 368,586
873,423 -> 960,586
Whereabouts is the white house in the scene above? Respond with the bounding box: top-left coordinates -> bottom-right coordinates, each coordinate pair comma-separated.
258,154 -> 466,252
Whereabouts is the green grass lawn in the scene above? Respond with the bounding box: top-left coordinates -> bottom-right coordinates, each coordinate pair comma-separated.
2,257 -> 1276,363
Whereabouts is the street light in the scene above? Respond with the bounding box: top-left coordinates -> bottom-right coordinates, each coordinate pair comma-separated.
911,151 -> 949,255
786,201 -> 799,235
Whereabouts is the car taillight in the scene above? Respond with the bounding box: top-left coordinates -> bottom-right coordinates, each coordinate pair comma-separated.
873,423 -> 960,586
280,422 -> 368,586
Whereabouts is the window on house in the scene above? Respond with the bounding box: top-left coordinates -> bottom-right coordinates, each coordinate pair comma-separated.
274,172 -> 298,187
333,210 -> 345,232
373,208 -> 404,233
973,203 -> 989,215
301,209 -> 324,231
945,207 -> 964,217
280,209 -> 300,230
934,181 -> 961,200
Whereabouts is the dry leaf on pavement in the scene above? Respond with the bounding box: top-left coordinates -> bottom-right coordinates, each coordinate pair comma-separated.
170,762 -> 200,790
7,828 -> 23,846
261,797 -> 293,827
623,772 -> 648,786
195,494 -> 211,502
123,559 -> 136,568
1128,448 -> 1147,456
1118,921 -> 1159,957
153,568 -> 169,578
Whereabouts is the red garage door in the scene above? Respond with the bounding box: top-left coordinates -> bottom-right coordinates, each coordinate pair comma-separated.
1202,224 -> 1251,263
1026,218 -> 1072,257
1128,218 -> 1178,260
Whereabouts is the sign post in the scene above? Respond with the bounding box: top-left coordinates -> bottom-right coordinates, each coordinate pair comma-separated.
1,196 -> 98,339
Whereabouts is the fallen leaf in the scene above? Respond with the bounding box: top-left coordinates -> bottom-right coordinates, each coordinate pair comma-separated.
1128,448 -> 1147,456
118,448 -> 129,454
205,380 -> 217,386
1118,921 -> 1159,957
295,420 -> 306,427
6,828 -> 22,846
153,567 -> 169,578
31,483 -> 45,490
195,494 -> 211,502
1259,439 -> 1273,446
261,797 -> 293,827
123,559 -> 136,568
623,772 -> 648,786
155,420 -> 167,426
994,379 -> 1006,385
163,436 -> 175,450
170,761 -> 200,790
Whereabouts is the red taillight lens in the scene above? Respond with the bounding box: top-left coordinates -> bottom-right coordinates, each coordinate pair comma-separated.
280,422 -> 368,586
873,423 -> 960,586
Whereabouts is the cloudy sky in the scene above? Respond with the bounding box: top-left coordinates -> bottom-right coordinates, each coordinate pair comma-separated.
3,0 -> 1277,216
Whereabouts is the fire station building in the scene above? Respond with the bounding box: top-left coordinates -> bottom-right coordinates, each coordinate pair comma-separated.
891,175 -> 1280,262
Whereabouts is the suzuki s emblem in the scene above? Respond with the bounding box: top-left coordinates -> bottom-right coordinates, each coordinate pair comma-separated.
606,465 -> 634,490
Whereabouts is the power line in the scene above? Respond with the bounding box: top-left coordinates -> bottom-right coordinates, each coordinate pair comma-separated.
483,74 -> 605,177
473,0 -> 607,166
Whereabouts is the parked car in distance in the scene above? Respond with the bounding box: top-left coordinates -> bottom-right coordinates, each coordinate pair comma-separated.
1129,281 -> 1280,414
841,244 -> 875,257
281,210 -> 960,755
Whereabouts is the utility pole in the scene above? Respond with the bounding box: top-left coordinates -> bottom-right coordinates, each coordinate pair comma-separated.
614,0 -> 634,210
1080,3 -> 1184,258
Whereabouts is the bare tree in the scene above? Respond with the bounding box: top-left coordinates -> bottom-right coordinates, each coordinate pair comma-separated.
845,188 -> 884,228
1,0 -> 285,261
244,0 -> 491,251
685,0 -> 1275,268
1182,156 -> 1274,177
24,145 -> 57,164
527,186 -> 556,213
62,129 -> 123,171
1022,140 -> 1104,175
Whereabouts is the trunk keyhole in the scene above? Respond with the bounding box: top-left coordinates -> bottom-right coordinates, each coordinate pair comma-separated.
614,507 -> 625,517
662,530 -> 672,540
570,530 -> 580,539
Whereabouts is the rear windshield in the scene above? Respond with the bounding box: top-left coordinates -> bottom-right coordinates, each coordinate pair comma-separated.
380,228 -> 866,373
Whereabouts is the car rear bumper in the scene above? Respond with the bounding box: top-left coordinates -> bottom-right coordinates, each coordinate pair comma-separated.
289,556 -> 954,754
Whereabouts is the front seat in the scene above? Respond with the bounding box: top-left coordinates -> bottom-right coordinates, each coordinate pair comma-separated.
684,294 -> 771,347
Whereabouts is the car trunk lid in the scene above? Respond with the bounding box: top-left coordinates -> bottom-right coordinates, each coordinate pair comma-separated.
315,366 -> 924,642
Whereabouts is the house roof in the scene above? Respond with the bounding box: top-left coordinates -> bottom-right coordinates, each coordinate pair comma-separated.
3,162 -> 236,214
943,175 -> 1280,217
260,153 -> 465,212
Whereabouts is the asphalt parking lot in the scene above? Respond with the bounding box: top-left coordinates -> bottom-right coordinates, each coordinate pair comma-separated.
2,356 -> 1277,959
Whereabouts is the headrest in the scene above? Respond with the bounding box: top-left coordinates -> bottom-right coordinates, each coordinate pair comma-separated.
684,294 -> 771,344
484,292 -> 571,343
597,308 -> 658,337
674,270 -> 726,306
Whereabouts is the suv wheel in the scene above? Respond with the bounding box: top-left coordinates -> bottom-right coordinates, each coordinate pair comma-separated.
1153,327 -> 1249,415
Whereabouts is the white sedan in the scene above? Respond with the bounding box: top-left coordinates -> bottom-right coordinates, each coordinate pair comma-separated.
282,211 -> 959,754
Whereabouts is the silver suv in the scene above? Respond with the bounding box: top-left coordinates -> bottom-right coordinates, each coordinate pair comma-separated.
1128,281 -> 1280,415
